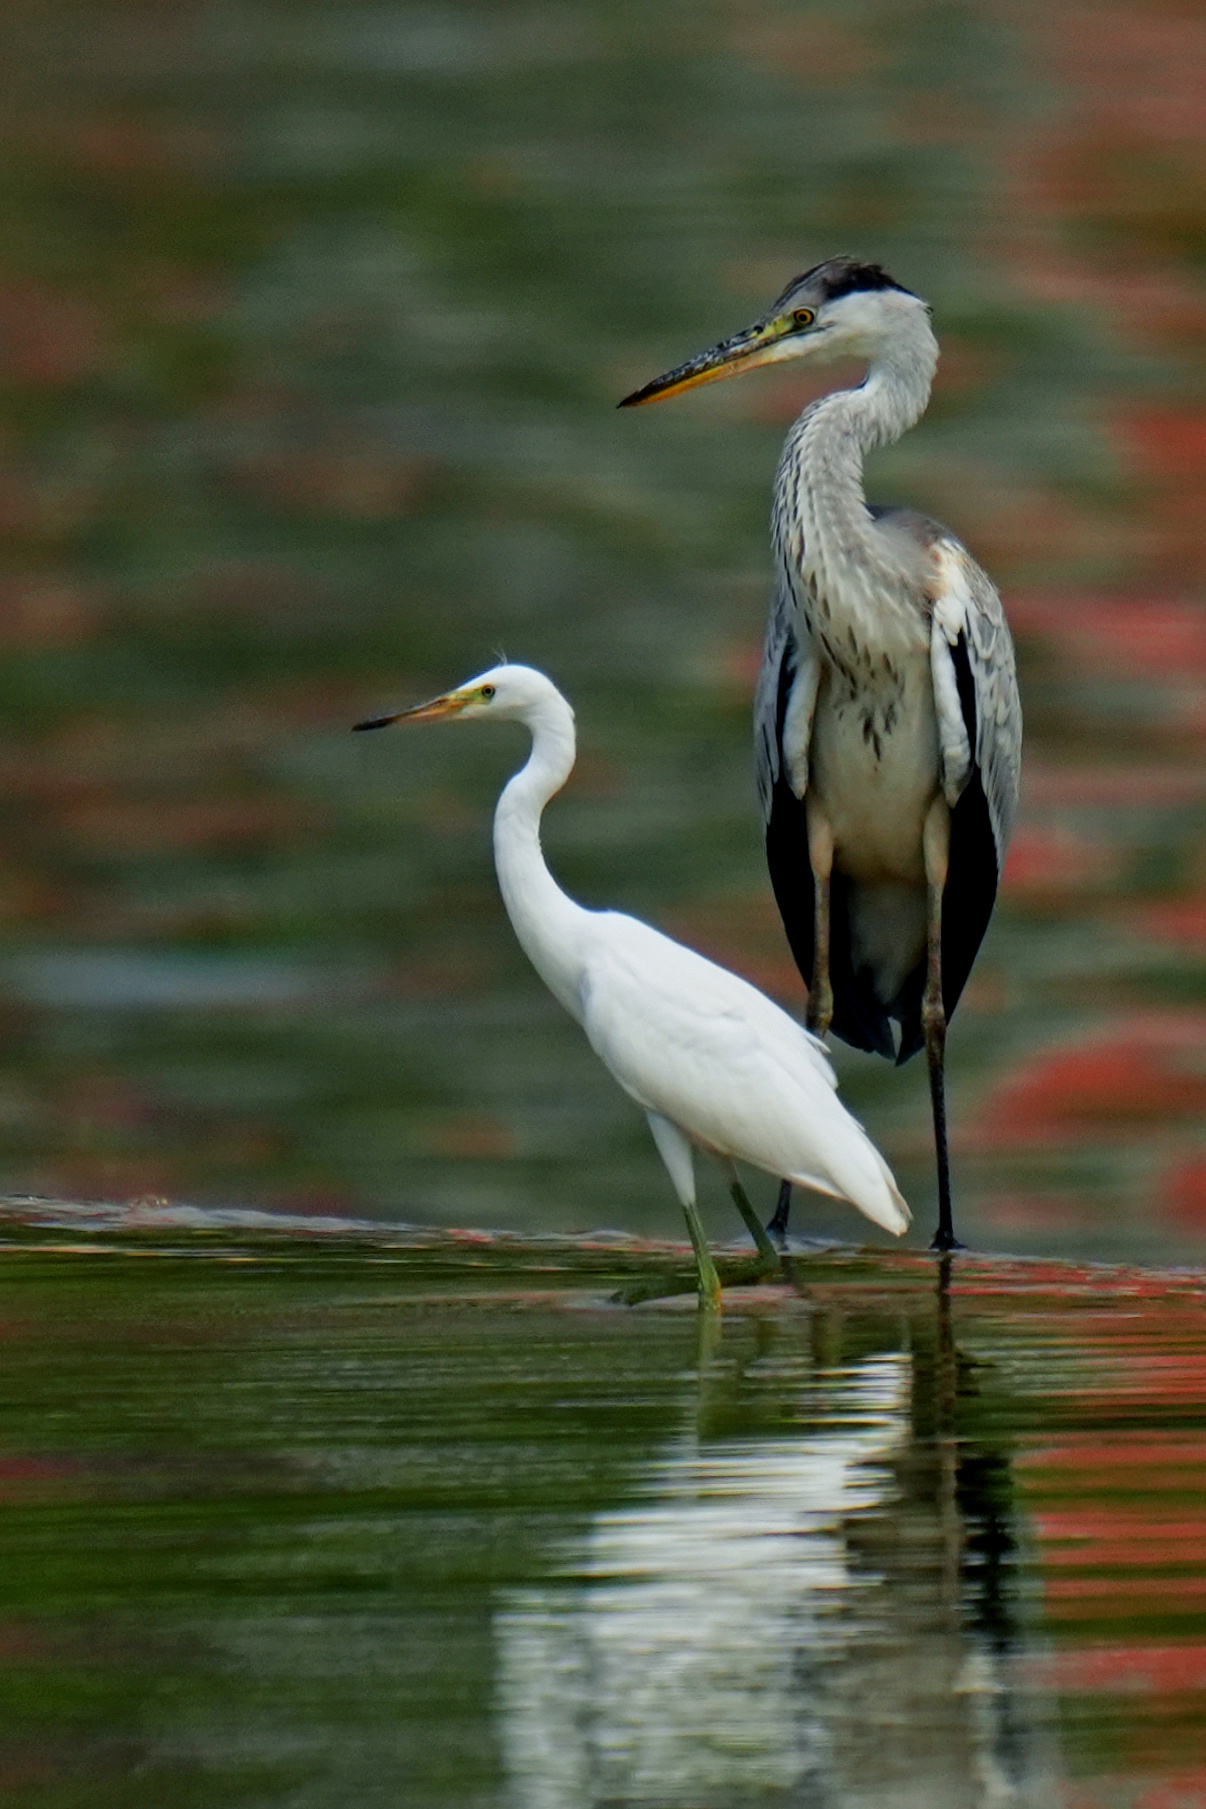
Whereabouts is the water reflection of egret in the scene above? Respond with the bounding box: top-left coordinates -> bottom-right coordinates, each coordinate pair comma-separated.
495,1354 -> 908,1807
356,664 -> 908,1307
622,260 -> 1022,1253
497,1310 -> 1062,1809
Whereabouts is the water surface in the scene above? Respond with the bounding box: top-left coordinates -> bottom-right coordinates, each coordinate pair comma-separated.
2,1207 -> 1204,1806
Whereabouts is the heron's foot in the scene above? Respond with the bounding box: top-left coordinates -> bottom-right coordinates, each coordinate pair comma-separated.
929,1228 -> 965,1254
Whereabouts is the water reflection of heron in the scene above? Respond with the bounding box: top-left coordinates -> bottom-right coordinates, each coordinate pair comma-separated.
356,665 -> 907,1308
622,260 -> 1022,1251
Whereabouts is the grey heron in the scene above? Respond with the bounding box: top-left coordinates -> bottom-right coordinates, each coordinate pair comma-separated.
355,662 -> 909,1307
619,259 -> 1021,1251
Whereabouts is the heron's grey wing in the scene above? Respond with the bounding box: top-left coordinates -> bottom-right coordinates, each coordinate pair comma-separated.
910,535 -> 1022,1057
754,574 -> 817,821
929,537 -> 1022,857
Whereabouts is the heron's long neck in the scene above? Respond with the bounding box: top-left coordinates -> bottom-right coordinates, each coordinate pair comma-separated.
493,696 -> 590,1024
774,321 -> 939,652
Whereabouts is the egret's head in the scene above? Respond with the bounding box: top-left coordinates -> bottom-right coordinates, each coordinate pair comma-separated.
618,258 -> 931,407
353,663 -> 565,732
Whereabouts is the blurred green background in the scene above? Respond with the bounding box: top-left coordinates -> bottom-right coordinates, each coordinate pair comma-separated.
0,0 -> 1203,1257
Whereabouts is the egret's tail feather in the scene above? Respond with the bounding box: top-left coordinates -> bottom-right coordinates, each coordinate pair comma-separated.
788,1138 -> 910,1238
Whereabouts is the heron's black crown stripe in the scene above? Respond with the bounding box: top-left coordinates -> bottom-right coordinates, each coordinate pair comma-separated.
775,259 -> 912,308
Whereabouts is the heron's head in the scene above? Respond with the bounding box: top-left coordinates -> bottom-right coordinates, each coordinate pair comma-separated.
353,663 -> 567,733
618,258 -> 931,407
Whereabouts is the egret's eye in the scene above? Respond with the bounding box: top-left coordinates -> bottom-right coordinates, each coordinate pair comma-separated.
792,308 -> 815,328
480,684 -> 496,700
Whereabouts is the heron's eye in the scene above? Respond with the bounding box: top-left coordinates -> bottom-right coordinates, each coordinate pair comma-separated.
792,308 -> 815,328
480,684 -> 496,700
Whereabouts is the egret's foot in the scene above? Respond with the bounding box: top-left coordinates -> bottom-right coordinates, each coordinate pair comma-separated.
717,1251 -> 780,1291
929,1228 -> 965,1254
767,1180 -> 792,1243
610,1251 -> 774,1309
611,1266 -> 697,1308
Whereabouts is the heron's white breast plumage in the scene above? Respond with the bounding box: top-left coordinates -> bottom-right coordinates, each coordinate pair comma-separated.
808,653 -> 940,884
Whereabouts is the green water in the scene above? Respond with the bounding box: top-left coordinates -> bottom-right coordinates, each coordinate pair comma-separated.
0,1212 -> 1204,1806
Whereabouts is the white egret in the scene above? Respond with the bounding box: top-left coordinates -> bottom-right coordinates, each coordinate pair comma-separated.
620,259 -> 1022,1251
355,663 -> 909,1307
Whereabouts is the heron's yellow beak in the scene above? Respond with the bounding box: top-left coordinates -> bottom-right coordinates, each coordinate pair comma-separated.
618,312 -> 800,407
353,688 -> 471,732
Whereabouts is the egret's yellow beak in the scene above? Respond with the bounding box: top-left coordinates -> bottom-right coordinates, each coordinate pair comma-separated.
618,311 -> 801,407
353,688 -> 471,732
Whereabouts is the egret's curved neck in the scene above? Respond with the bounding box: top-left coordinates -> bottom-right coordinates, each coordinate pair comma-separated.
775,314 -> 939,642
493,692 -> 589,1023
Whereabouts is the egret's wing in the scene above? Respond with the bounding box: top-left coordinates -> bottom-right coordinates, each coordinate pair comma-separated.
578,915 -> 908,1233
582,914 -> 834,1113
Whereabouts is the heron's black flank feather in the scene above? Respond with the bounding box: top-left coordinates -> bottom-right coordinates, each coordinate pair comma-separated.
950,626 -> 979,749
772,616 -> 796,753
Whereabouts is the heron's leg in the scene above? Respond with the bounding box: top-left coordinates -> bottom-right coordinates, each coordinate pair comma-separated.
771,799 -> 836,1242
805,795 -> 836,1037
768,1179 -> 793,1241
645,1112 -> 722,1310
922,798 -> 960,1253
721,1161 -> 781,1271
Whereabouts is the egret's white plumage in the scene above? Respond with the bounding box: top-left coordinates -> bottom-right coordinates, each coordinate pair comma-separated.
579,918 -> 902,1221
357,663 -> 908,1305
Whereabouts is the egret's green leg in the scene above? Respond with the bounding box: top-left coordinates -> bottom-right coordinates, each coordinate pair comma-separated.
724,1163 -> 782,1272
681,1197 -> 723,1312
646,1110 -> 722,1311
